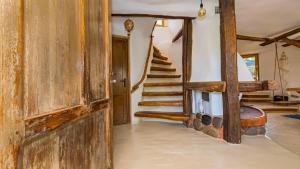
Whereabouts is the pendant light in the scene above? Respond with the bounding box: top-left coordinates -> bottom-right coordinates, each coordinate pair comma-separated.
198,0 -> 206,17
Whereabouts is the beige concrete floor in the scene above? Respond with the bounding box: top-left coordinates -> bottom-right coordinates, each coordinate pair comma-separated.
266,113 -> 300,155
114,122 -> 300,169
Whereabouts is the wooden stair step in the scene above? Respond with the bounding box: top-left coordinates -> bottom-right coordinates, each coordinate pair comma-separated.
135,111 -> 189,121
138,100 -> 183,106
151,66 -> 176,72
147,74 -> 181,78
142,91 -> 183,96
152,59 -> 172,65
242,94 -> 270,98
153,53 -> 168,60
144,82 -> 182,87
241,98 -> 272,103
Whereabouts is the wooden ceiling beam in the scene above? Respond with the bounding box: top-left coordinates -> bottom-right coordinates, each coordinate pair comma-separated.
112,13 -> 196,20
237,34 -> 268,42
281,38 -> 300,48
260,27 -> 300,46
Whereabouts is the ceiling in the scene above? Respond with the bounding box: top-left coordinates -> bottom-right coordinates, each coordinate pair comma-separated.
112,0 -> 300,38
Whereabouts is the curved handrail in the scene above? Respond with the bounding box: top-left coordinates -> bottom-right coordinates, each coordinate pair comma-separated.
131,21 -> 157,93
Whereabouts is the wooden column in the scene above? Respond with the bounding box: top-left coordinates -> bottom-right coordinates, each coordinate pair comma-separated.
219,0 -> 241,143
182,19 -> 193,126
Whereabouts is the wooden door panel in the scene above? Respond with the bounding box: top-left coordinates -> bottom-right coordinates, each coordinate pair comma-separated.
112,36 -> 130,125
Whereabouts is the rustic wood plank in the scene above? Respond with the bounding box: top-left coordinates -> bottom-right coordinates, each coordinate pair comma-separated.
112,13 -> 196,19
138,100 -> 183,106
135,112 -> 189,121
147,74 -> 181,78
237,34 -> 269,42
25,99 -> 109,138
281,38 -> 300,48
150,66 -> 176,72
0,0 -> 25,167
152,59 -> 172,65
220,0 -> 241,143
182,19 -> 193,119
239,80 -> 278,92
144,82 -> 183,87
142,91 -> 183,96
260,27 -> 300,46
186,81 -> 226,92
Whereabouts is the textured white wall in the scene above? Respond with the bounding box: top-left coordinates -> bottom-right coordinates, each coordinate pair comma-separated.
238,40 -> 300,94
153,19 -> 183,74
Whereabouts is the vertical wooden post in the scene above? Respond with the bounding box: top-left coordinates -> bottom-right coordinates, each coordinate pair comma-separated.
182,19 -> 193,126
219,0 -> 241,143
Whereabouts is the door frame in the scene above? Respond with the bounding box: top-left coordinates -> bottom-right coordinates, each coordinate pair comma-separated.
112,34 -> 131,124
241,53 -> 260,81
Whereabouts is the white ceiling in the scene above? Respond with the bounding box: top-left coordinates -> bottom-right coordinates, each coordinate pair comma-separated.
112,0 -> 300,38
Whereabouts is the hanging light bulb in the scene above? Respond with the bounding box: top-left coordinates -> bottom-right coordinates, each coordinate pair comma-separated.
198,0 -> 206,17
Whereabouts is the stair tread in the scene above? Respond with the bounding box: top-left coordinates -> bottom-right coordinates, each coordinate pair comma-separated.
142,91 -> 183,96
152,59 -> 172,65
135,111 -> 188,121
153,53 -> 168,61
147,74 -> 181,78
144,82 -> 183,87
138,100 -> 183,106
151,66 -> 176,72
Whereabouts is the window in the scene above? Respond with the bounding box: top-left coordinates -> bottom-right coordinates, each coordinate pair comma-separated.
242,54 -> 260,81
156,19 -> 168,27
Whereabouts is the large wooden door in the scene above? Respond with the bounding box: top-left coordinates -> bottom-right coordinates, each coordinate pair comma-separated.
0,0 -> 113,168
112,35 -> 130,125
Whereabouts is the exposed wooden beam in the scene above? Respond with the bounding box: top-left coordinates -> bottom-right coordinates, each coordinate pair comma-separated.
260,27 -> 300,46
172,28 -> 183,42
112,13 -> 196,19
237,34 -> 268,42
281,38 -> 300,48
182,19 -> 193,123
239,80 -> 278,92
185,81 -> 226,92
220,0 -> 241,144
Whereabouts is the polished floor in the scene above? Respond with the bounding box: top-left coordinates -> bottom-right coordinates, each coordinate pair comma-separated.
114,121 -> 300,169
266,113 -> 300,155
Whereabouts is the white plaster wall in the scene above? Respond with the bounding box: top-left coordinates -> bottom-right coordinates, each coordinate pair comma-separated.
238,40 -> 300,94
112,17 -> 156,123
153,19 -> 183,74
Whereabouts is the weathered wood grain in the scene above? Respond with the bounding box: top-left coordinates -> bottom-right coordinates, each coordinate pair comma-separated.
1,0 -> 112,168
220,0 -> 241,144
0,0 -> 25,168
185,81 -> 227,92
24,0 -> 82,117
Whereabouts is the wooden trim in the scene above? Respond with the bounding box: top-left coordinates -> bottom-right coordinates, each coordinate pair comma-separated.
131,21 -> 157,93
287,87 -> 300,91
237,34 -> 268,42
185,81 -> 226,92
25,99 -> 109,138
112,34 -> 129,40
182,19 -> 193,117
241,53 -> 260,81
281,38 -> 300,48
260,27 -> 300,46
239,80 -> 278,92
220,0 -> 241,144
172,27 -> 183,43
112,13 -> 196,20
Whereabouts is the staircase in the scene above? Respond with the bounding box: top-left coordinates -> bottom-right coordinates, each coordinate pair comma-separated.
135,46 -> 189,122
241,91 -> 272,103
